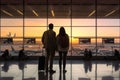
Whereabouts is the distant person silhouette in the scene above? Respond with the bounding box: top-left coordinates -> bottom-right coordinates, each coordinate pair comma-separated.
2,49 -> 10,60
57,27 -> 69,73
114,49 -> 120,58
88,49 -> 92,58
84,48 -> 92,60
42,23 -> 57,73
84,48 -> 89,57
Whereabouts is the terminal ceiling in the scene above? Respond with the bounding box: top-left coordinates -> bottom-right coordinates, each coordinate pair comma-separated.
1,0 -> 120,18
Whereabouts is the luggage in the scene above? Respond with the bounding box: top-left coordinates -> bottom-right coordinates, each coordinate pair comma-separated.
38,56 -> 45,70
38,49 -> 45,71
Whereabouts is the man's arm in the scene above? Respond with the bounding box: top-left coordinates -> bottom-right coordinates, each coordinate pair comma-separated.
42,32 -> 45,45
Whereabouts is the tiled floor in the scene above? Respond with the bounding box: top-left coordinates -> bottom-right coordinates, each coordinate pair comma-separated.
0,60 -> 119,80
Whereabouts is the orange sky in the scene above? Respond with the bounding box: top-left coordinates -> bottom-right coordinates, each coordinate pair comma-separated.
1,18 -> 120,44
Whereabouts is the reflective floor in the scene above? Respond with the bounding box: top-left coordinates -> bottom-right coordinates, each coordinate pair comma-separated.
0,60 -> 120,80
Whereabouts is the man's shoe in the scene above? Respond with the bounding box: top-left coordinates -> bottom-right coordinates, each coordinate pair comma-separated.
49,70 -> 56,73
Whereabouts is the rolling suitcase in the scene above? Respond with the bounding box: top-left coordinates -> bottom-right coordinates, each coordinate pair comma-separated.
38,48 -> 45,71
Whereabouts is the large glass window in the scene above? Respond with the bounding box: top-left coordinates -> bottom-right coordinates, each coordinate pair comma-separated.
0,0 -> 120,57
72,0 -> 96,56
48,4 -> 72,56
97,0 -> 120,56
0,0 -> 120,80
24,4 -> 47,52
1,1 -> 23,53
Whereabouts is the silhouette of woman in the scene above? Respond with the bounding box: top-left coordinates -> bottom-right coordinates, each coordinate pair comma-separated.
57,27 -> 69,73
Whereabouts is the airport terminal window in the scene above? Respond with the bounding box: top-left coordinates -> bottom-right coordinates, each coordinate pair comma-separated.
0,0 -> 120,57
1,19 -> 23,26
72,27 -> 95,37
72,27 -> 96,56
97,0 -> 120,56
97,19 -> 119,26
25,19 -> 47,26
24,4 -> 47,52
97,27 -> 119,37
48,4 -> 72,56
0,1 -> 120,80
48,19 -> 71,26
0,1 -> 24,56
24,27 -> 46,37
1,27 -> 23,37
72,19 -> 96,26
71,1 -> 96,56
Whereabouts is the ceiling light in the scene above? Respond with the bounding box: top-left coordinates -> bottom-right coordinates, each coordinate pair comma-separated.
8,5 -> 23,15
88,10 -> 96,17
51,10 -> 55,17
105,10 -> 116,17
68,8 -> 71,17
32,10 -> 39,16
17,10 -> 23,15
2,10 -> 13,16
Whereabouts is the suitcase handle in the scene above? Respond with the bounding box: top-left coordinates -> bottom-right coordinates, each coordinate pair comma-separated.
41,47 -> 45,56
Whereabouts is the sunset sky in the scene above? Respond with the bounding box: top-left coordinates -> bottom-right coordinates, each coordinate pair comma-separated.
1,18 -> 120,44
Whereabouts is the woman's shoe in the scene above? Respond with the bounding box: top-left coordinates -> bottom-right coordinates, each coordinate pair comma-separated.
63,70 -> 67,73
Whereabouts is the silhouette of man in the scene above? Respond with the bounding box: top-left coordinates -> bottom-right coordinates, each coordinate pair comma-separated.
42,23 -> 56,73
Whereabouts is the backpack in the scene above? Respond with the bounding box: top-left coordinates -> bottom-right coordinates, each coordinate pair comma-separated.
59,35 -> 69,48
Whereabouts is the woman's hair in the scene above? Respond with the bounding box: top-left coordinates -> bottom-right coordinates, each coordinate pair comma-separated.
59,27 -> 66,36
